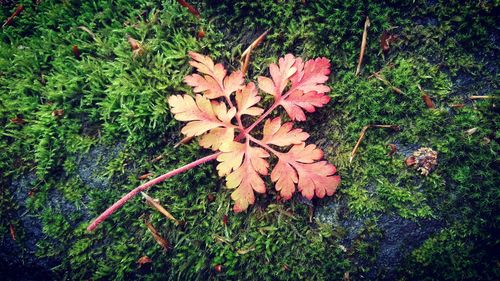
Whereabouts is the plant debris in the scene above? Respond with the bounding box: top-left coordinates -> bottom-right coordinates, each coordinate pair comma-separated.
2,4 -> 23,28
418,84 -> 435,109
144,220 -> 170,251
141,192 -> 181,225
405,147 -> 438,176
240,29 -> 270,75
380,31 -> 398,53
349,125 -> 400,163
355,16 -> 370,76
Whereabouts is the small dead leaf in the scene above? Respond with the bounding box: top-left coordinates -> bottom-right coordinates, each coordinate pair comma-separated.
72,45 -> 81,60
418,84 -> 435,109
197,28 -> 205,39
127,35 -> 144,58
137,255 -> 152,266
145,220 -> 170,251
465,127 -> 477,136
10,117 -> 25,125
222,215 -> 228,226
207,193 -> 215,202
52,109 -> 64,117
387,143 -> 397,157
380,31 -> 397,53
138,173 -> 153,180
343,271 -> 350,281
9,223 -> 16,241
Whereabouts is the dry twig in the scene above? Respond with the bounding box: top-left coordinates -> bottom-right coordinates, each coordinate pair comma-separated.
470,96 -> 498,100
2,5 -> 23,28
355,17 -> 370,76
372,72 -> 405,94
350,125 -> 400,163
144,220 -> 170,251
176,0 -> 200,18
142,192 -> 180,225
240,29 -> 270,75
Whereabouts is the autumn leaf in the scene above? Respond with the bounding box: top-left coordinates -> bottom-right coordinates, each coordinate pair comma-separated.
261,117 -> 309,146
86,51 -> 342,231
257,54 -> 297,97
271,143 -> 340,200
168,94 -> 236,137
235,82 -> 264,117
258,55 -> 331,121
280,90 -> 330,121
184,52 -> 244,99
219,141 -> 269,212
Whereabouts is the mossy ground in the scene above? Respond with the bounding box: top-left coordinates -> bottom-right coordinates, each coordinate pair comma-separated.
0,0 -> 498,280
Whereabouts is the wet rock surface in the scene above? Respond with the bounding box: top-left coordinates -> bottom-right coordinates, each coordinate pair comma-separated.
315,201 -> 443,279
1,144 -> 123,280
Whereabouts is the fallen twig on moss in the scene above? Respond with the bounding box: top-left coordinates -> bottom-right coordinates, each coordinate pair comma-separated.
145,220 -> 170,251
355,17 -> 370,76
176,0 -> 200,18
142,192 -> 181,225
240,29 -> 270,76
372,72 -> 405,94
2,5 -> 23,28
470,95 -> 498,100
350,125 -> 400,163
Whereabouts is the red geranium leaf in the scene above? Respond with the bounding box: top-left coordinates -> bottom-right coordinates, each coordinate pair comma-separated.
235,82 -> 264,117
280,90 -> 331,121
262,117 -> 309,146
271,143 -> 340,200
217,141 -> 269,212
184,52 -> 244,99
257,54 -> 297,98
168,94 -> 236,137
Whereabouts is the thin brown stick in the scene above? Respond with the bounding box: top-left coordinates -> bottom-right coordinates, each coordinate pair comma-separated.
145,220 -> 170,251
373,73 -> 405,94
2,5 -> 23,28
470,95 -> 498,100
240,29 -> 270,75
141,192 -> 180,225
176,0 -> 201,18
349,125 -> 400,163
355,17 -> 370,76
174,135 -> 194,148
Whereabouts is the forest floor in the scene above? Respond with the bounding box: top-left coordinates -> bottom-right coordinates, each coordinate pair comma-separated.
0,1 -> 499,280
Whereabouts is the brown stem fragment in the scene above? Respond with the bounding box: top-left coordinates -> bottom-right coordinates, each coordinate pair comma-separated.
72,45 -> 81,60
470,95 -> 498,100
350,125 -> 400,163
355,17 -> 370,76
141,192 -> 181,225
240,29 -> 270,75
176,0 -> 201,18
2,5 -> 23,28
145,220 -> 170,251
372,72 -> 405,94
